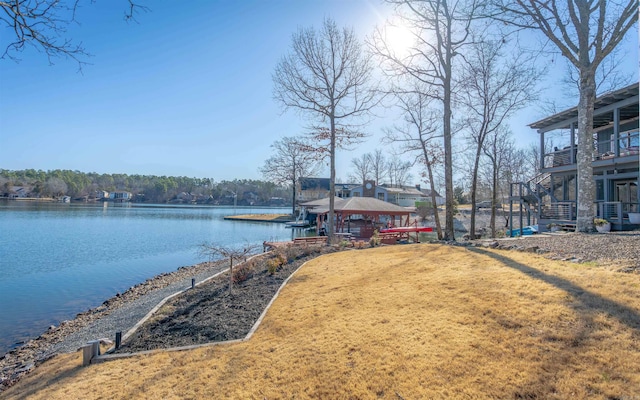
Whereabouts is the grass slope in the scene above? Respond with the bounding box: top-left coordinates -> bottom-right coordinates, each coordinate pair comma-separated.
5,244 -> 640,399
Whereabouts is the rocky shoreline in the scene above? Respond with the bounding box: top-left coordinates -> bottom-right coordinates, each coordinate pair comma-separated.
0,258 -> 230,392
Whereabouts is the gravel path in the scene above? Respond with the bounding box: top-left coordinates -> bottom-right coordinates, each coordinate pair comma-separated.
1,258 -> 232,391
46,261 -> 231,355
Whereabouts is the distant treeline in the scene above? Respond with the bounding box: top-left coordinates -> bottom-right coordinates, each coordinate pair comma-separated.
0,169 -> 291,205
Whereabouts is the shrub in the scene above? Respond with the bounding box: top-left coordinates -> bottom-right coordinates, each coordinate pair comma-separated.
267,250 -> 287,275
354,240 -> 367,249
232,262 -> 253,284
369,230 -> 381,247
593,218 -> 609,226
266,258 -> 281,275
299,245 -> 319,257
283,244 -> 302,262
276,251 -> 287,265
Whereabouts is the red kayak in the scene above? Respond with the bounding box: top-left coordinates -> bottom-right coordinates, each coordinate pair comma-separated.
380,226 -> 433,233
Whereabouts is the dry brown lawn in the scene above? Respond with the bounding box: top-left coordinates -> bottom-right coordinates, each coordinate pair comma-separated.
5,244 -> 640,399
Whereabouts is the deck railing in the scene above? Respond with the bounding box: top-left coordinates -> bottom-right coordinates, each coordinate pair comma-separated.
543,131 -> 639,167
541,201 -> 575,220
597,201 -> 640,223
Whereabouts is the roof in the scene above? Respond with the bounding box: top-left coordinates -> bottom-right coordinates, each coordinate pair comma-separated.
421,189 -> 442,197
299,197 -> 345,208
299,177 -> 330,191
352,184 -> 427,197
382,186 -> 425,196
529,83 -> 639,133
313,196 -> 411,215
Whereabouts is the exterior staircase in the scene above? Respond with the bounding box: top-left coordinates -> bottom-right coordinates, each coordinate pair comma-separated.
509,173 -> 576,233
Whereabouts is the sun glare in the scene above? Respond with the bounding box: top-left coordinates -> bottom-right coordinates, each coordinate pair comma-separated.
384,22 -> 414,58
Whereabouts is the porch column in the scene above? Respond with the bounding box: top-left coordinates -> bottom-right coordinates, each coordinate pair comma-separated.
613,108 -> 620,157
570,123 -> 575,164
574,174 -> 578,220
539,131 -> 545,170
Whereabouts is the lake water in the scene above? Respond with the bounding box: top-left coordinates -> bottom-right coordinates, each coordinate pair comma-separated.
0,201 -> 297,356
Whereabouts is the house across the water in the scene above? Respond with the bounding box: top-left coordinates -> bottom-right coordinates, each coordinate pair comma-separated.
510,83 -> 639,233
108,191 -> 133,202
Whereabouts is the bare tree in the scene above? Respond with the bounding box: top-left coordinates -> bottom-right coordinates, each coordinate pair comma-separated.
45,177 -> 67,197
460,36 -> 540,239
493,0 -> 637,231
386,156 -> 413,187
198,242 -> 259,295
383,88 -> 444,238
481,127 -> 515,237
369,149 -> 388,185
1,1 -> 147,69
349,153 -> 373,184
370,0 -> 483,240
260,137 -> 320,216
273,18 -> 378,239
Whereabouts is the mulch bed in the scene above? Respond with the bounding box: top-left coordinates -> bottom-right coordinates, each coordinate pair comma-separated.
115,246 -> 338,353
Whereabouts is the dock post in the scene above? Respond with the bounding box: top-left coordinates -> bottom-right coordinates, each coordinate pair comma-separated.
115,331 -> 122,349
191,278 -> 195,289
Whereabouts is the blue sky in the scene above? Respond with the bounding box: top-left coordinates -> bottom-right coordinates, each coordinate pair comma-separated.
1,1 -> 637,183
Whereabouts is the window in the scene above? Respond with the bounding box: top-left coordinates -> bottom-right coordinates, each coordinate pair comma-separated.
619,130 -> 639,149
596,180 -> 604,201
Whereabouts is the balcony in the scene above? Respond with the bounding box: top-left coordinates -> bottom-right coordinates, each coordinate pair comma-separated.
542,130 -> 639,171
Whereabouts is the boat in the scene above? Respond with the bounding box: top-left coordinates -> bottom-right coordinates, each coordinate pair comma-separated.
285,220 -> 310,228
380,226 -> 434,233
285,207 -> 310,228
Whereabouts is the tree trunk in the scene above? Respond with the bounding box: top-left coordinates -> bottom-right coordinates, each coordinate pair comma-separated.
469,146 -> 482,240
425,159 -> 443,240
328,115 -> 336,242
576,71 -> 597,232
490,158 -> 498,237
228,257 -> 234,295
291,174 -> 297,217
443,53 -> 455,241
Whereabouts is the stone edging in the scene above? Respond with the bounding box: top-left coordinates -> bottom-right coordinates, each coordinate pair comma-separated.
89,252 -> 312,364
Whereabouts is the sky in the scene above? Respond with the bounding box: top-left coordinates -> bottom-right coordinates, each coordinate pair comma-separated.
0,0 -> 638,183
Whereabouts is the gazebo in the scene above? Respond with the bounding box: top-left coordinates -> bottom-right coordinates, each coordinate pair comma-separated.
308,196 -> 413,237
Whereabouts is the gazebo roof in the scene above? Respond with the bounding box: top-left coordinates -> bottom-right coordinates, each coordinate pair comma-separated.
313,196 -> 411,215
299,197 -> 346,208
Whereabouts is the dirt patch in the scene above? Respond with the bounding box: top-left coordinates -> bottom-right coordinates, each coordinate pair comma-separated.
115,246 -> 338,352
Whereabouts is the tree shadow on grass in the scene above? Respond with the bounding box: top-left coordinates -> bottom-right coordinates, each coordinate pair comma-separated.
469,247 -> 640,397
468,247 -> 640,332
4,355 -> 84,400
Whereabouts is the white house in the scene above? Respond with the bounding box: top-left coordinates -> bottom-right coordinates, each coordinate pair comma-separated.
109,191 -> 132,201
350,183 -> 429,207
8,186 -> 29,199
420,188 -> 445,206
